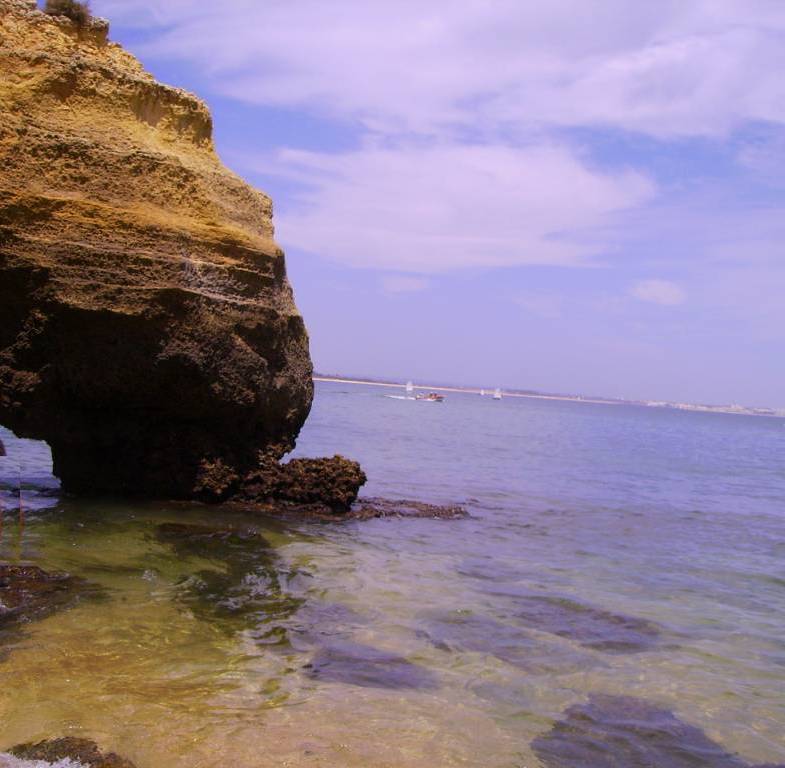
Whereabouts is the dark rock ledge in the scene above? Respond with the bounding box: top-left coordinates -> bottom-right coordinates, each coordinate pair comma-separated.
224,493 -> 469,522
197,452 -> 468,520
223,495 -> 469,522
196,453 -> 367,511
350,497 -> 469,520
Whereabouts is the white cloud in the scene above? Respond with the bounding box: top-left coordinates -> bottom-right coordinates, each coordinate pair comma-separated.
381,275 -> 429,294
630,279 -> 687,305
90,0 -> 785,280
251,142 -> 653,272
94,0 -> 785,138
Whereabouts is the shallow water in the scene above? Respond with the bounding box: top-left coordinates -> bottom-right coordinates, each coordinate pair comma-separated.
0,758 -> 85,768
1,381 -> 784,767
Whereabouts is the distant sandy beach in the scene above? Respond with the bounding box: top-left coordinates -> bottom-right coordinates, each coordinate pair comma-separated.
312,375 -> 621,406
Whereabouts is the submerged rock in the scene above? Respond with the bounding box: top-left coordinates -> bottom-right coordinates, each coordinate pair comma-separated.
7,737 -> 136,768
532,694 -> 785,768
304,639 -> 439,691
154,522 -> 301,637
0,564 -> 88,630
231,494 -> 468,521
351,497 -> 468,520
155,521 -> 273,560
421,611 -> 537,662
514,595 -> 660,653
0,0 -> 312,498
420,611 -> 585,674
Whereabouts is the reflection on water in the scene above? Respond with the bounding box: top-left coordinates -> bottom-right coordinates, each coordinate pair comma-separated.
1,382 -> 785,767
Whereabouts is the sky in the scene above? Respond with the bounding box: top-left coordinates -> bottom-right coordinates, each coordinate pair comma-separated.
90,0 -> 785,407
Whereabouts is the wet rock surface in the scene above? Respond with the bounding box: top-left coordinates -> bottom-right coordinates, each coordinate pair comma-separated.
513,595 -> 660,653
236,454 -> 367,512
532,694 -> 785,768
0,0 -> 313,499
7,737 -> 136,768
304,639 -> 439,691
0,564 -> 88,631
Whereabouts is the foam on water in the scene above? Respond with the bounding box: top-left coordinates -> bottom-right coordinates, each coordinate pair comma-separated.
0,756 -> 86,768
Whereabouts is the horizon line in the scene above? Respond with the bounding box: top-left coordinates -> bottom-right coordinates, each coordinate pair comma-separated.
312,374 -> 784,418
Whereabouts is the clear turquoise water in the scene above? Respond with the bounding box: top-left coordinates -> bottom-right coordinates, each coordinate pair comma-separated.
1,380 -> 784,767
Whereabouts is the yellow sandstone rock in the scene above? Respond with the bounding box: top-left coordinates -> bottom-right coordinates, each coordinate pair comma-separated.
0,0 -> 313,496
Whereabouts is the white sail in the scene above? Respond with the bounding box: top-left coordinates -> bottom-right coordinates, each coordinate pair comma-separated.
405,381 -> 414,394
493,388 -> 502,400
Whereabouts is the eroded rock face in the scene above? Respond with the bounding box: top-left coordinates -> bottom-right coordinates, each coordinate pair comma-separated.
0,0 -> 313,497
239,454 -> 368,512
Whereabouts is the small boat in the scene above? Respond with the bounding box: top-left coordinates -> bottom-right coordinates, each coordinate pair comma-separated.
480,389 -> 486,397
416,392 -> 445,402
493,388 -> 502,400
386,381 -> 418,401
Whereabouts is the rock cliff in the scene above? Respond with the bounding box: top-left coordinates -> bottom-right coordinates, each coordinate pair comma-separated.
0,0 -> 313,497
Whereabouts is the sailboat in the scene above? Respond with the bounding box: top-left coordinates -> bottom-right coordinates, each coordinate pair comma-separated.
387,380 -> 418,401
493,388 -> 503,400
480,389 -> 486,397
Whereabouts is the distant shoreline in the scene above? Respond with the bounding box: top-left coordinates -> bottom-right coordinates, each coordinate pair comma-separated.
314,376 -> 627,407
312,376 -> 784,418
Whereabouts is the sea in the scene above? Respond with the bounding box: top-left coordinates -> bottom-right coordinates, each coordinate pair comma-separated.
1,379 -> 784,768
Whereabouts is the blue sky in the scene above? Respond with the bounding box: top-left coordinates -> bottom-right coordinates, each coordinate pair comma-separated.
91,0 -> 785,406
